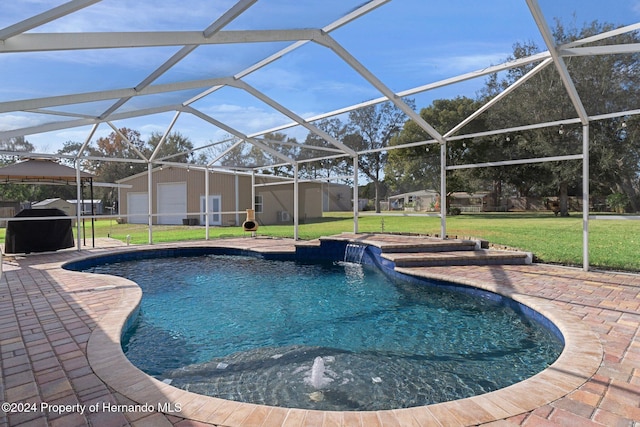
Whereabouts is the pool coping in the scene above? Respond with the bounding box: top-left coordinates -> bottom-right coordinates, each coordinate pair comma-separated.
78,241 -> 603,427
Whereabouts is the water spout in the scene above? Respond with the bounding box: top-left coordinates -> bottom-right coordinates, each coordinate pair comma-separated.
305,356 -> 333,389
344,243 -> 366,264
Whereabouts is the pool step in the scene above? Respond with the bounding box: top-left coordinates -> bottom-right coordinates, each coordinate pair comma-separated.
319,233 -> 480,253
381,249 -> 531,267
311,233 -> 532,267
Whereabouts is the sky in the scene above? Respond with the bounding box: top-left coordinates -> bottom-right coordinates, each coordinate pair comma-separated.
1,0 -> 639,157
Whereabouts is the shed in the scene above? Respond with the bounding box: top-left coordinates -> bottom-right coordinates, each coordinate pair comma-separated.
449,192 -> 491,212
33,198 -> 76,216
67,199 -> 104,215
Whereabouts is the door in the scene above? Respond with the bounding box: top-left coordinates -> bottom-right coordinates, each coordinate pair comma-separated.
157,183 -> 187,225
200,195 -> 222,225
127,192 -> 148,224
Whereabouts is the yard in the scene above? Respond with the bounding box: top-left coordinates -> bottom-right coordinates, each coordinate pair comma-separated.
3,212 -> 635,271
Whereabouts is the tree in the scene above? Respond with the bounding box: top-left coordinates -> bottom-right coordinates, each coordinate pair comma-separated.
147,131 -> 194,164
348,101 -> 412,212
300,118 -> 352,180
481,21 -> 640,215
600,115 -> 640,211
0,136 -> 35,163
57,140 -> 106,179
93,128 -> 147,184
385,97 -> 486,199
260,132 -> 299,177
203,132 -> 299,175
218,140 -> 268,171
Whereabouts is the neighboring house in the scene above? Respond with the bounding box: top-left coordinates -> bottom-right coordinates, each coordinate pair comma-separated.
388,190 -> 494,213
388,190 -> 439,212
67,199 -> 104,215
116,166 -> 326,226
32,198 -> 76,216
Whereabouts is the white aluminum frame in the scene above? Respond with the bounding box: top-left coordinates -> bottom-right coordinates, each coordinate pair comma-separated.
0,0 -> 638,269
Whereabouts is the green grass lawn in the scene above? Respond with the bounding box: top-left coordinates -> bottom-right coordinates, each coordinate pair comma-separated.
2,212 -> 639,271
316,213 -> 628,270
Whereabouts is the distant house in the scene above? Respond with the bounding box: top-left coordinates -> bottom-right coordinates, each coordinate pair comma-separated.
388,190 -> 439,212
32,198 -> 76,216
116,166 -> 327,226
67,199 -> 104,215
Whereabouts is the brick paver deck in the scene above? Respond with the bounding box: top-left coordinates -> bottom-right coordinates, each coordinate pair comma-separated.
0,236 -> 638,426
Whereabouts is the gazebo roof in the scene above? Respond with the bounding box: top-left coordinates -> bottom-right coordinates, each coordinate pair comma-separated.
0,159 -> 93,184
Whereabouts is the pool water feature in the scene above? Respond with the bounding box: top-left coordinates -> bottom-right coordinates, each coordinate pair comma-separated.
343,242 -> 366,263
81,253 -> 563,411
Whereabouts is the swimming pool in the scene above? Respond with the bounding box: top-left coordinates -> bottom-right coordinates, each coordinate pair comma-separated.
74,248 -> 563,411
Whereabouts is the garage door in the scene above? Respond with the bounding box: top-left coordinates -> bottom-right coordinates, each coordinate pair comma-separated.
157,182 -> 187,225
127,193 -> 148,224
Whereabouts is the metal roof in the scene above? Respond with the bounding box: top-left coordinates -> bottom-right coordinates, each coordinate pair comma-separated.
0,158 -> 93,183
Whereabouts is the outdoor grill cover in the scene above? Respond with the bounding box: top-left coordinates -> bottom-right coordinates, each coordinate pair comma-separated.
5,208 -> 74,253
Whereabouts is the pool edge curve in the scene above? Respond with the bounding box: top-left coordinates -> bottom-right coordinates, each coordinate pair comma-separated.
78,244 -> 603,426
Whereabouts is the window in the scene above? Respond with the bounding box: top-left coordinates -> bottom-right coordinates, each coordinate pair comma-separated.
254,195 -> 263,213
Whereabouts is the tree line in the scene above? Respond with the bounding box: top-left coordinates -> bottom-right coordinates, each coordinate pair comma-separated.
387,20 -> 640,215
308,20 -> 640,215
231,20 -> 640,216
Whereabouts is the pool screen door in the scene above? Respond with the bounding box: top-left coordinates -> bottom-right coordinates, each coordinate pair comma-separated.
200,195 -> 222,225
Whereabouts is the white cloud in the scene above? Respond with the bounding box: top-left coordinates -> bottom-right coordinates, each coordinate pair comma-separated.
0,114 -> 43,132
392,46 -> 510,78
201,104 -> 291,134
30,1 -> 235,33
430,52 -> 511,75
243,66 -> 306,91
8,126 -> 109,153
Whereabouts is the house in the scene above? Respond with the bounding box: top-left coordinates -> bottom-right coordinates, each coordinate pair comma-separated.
388,190 -> 439,212
116,166 -> 327,226
32,198 -> 76,216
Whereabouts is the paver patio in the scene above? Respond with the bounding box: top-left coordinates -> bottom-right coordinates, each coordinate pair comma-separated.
0,236 -> 638,426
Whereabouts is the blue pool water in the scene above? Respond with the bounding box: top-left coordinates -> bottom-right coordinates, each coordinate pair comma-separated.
82,254 -> 563,411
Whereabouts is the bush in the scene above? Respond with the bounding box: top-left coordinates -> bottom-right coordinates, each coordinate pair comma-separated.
606,193 -> 629,213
